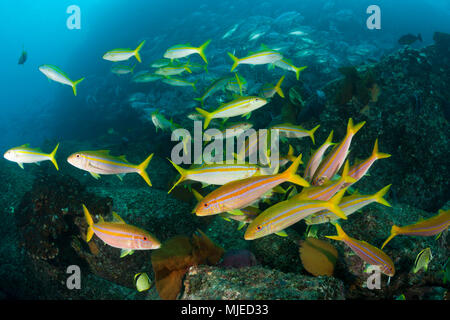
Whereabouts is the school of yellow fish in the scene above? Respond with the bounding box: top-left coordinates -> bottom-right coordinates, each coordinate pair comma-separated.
4,39 -> 450,285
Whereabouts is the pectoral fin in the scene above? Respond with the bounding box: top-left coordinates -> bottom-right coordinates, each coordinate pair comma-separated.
18,163 -> 24,169
89,172 -> 101,179
120,249 -> 134,258
275,230 -> 288,237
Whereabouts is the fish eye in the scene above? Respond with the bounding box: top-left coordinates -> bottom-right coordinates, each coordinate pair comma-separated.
204,203 -> 208,207
256,225 -> 262,231
76,154 -> 80,158
143,237 -> 147,241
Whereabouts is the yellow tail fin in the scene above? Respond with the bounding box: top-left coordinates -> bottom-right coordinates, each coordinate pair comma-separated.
340,160 -> 357,185
191,189 -> 204,201
381,225 -> 400,249
325,130 -> 335,146
167,159 -> 188,193
326,187 -> 349,220
137,153 -> 153,187
197,39 -> 211,64
308,124 -> 320,145
48,143 -> 59,171
294,65 -> 308,80
82,204 -> 94,242
134,40 -> 146,63
195,107 -> 213,129
373,184 -> 392,207
274,75 -> 285,98
372,139 -> 391,160
282,153 -> 310,187
326,223 -> 347,241
227,52 -> 240,72
347,118 -> 366,136
72,77 -> 85,96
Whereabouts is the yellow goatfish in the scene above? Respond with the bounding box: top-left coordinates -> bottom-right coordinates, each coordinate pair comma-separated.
228,50 -> 283,72
103,40 -> 146,63
344,138 -> 391,188
270,123 -> 320,144
303,130 -> 335,182
305,184 -> 392,225
326,223 -> 395,277
194,153 -> 310,216
167,160 -> 270,193
67,150 -> 154,186
83,205 -> 160,258
381,209 -> 450,249
164,40 -> 211,64
4,143 -> 59,170
272,59 -> 307,80
260,75 -> 285,99
312,118 -> 365,185
244,188 -> 348,240
196,96 -> 267,129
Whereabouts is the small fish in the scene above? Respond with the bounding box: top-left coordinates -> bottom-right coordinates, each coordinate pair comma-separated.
304,130 -> 335,182
162,77 -> 197,91
398,34 -> 422,45
167,160 -> 266,193
194,77 -> 230,105
222,24 -> 239,39
260,75 -> 285,99
195,96 -> 267,129
270,123 -> 320,144
151,110 -> 180,133
413,248 -> 432,273
225,73 -> 248,94
344,139 -> 391,188
111,64 -> 136,75
326,223 -> 395,276
132,72 -> 163,83
67,150 -> 154,186
248,31 -> 265,41
244,188 -> 348,240
312,118 -> 365,185
134,272 -> 152,292
155,64 -> 192,76
228,49 -> 283,72
103,40 -> 146,63
192,189 -> 259,229
83,205 -> 160,258
4,143 -> 59,170
272,59 -> 307,80
164,40 -> 211,64
18,46 -> 27,65
193,153 -> 310,216
150,58 -> 171,68
203,122 -> 253,141
39,65 -> 85,96
305,184 -> 392,225
381,209 -> 450,249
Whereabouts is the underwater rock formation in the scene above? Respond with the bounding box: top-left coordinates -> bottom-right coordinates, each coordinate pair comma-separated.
181,265 -> 345,300
316,45 -> 449,212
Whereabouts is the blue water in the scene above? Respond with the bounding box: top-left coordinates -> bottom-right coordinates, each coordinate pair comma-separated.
0,0 -> 449,149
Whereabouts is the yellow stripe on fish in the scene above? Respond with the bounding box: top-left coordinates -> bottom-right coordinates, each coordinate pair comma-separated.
312,118 -> 365,185
4,143 -> 59,170
381,209 -> 450,249
305,184 -> 392,225
67,150 -> 153,186
244,188 -> 348,240
326,223 -> 395,276
196,96 -> 267,129
194,153 -> 310,216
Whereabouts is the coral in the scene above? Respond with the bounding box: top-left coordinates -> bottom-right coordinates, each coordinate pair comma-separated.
335,66 -> 377,107
181,265 -> 345,300
151,230 -> 224,300
299,237 -> 338,276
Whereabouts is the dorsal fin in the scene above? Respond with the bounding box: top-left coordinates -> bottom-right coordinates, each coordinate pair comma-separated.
98,216 -> 105,223
20,143 -> 30,148
112,211 -> 126,224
